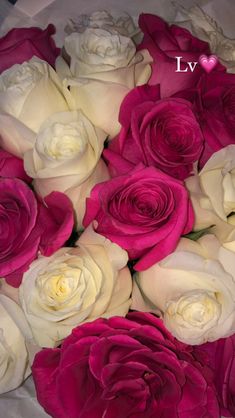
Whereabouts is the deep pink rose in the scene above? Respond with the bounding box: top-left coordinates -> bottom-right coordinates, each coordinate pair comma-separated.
138,14 -> 224,97
202,335 -> 235,418
174,73 -> 235,166
32,312 -> 219,418
105,85 -> 204,180
83,165 -> 194,270
0,178 -> 74,287
0,148 -> 31,183
0,24 -> 60,73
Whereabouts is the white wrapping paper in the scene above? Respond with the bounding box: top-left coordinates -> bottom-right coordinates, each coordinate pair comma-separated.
0,0 -> 234,416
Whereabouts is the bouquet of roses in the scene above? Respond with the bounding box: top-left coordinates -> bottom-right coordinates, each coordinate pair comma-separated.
0,6 -> 235,418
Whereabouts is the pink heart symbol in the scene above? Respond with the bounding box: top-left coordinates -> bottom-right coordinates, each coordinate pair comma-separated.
199,54 -> 218,73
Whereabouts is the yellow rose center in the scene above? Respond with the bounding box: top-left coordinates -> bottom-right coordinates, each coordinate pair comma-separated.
37,263 -> 82,307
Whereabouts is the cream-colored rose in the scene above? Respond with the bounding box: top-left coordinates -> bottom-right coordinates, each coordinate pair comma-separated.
56,27 -> 152,137
19,225 -> 132,348
24,109 -> 109,227
131,234 -> 235,345
0,57 -> 72,158
65,29 -> 136,75
24,109 -> 106,184
199,145 -> 235,219
186,145 -> 235,231
0,58 -> 70,133
0,294 -> 31,393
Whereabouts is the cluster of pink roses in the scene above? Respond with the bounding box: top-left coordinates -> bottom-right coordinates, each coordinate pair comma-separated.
0,10 -> 235,418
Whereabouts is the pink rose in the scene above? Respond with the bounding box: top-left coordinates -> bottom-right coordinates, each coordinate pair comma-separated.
0,24 -> 60,73
0,178 -> 74,287
0,148 -> 31,183
83,165 -> 194,270
202,335 -> 235,418
105,85 -> 204,180
32,312 -> 219,418
175,73 -> 235,167
138,14 -> 224,97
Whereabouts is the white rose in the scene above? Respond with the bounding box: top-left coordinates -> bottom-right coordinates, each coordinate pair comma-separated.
65,29 -> 136,75
0,58 -> 70,133
56,28 -> 152,137
131,234 -> 235,345
24,110 -> 109,227
19,225 -> 132,348
199,145 -> 235,219
24,109 -> 106,184
186,145 -> 235,234
0,294 -> 31,393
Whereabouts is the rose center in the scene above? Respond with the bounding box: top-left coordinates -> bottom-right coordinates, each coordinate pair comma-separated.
38,121 -> 87,160
1,62 -> 41,94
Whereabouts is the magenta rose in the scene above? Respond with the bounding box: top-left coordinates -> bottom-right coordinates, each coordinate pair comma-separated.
174,73 -> 235,166
0,24 -> 60,73
138,14 -> 224,97
202,335 -> 235,418
105,85 -> 204,180
32,312 -> 219,418
0,178 -> 74,287
83,165 -> 194,270
0,148 -> 31,183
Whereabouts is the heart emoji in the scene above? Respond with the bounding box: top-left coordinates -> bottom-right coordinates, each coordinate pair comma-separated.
199,55 -> 218,73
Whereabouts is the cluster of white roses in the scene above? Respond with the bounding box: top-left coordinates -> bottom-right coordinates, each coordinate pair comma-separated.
0,11 -> 151,393
0,10 -> 152,227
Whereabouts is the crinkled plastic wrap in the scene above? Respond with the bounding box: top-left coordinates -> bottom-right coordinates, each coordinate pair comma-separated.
1,0 -> 229,45
0,0 -> 234,417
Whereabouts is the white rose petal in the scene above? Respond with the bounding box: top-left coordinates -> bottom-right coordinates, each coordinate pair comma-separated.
33,158 -> 109,229
0,57 -> 70,135
19,226 -> 132,348
0,112 -> 35,158
24,109 -> 108,228
24,110 -> 105,182
0,295 -> 31,394
65,29 -> 136,75
60,49 -> 152,138
131,234 -> 235,345
56,25 -> 152,138
186,145 -> 235,244
199,145 -> 235,220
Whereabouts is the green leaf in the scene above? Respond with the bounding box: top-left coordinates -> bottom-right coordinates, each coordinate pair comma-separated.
183,225 -> 215,241
65,228 -> 84,247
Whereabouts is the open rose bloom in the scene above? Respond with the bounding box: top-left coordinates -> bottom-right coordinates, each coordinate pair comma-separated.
32,312 -> 220,418
1,3 -> 235,418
